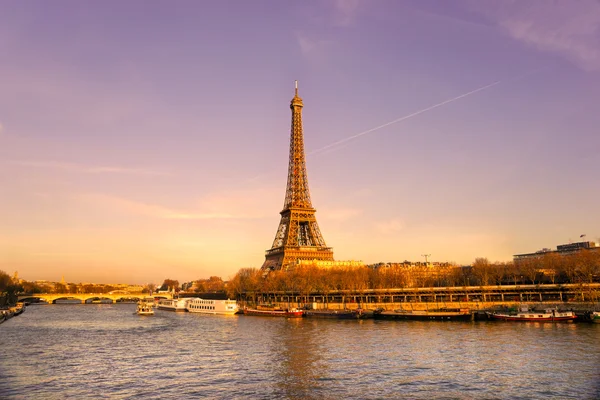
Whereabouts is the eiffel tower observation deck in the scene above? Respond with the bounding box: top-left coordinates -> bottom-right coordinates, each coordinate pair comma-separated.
261,82 -> 334,271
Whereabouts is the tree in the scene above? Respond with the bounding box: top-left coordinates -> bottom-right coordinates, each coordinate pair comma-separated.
3,281 -> 24,305
161,279 -> 180,292
573,250 -> 600,284
205,276 -> 225,292
505,262 -> 523,285
0,270 -> 11,291
54,283 -> 67,294
143,283 -> 156,294
294,265 -> 319,304
560,255 -> 579,284
520,258 -> 540,285
539,253 -> 561,284
21,281 -> 43,294
472,258 -> 492,286
227,268 -> 261,303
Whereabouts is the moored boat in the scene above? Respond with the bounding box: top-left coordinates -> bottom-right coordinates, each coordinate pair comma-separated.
0,309 -> 11,323
488,307 -> 576,322
12,302 -> 26,316
304,308 -> 373,319
243,307 -> 303,318
1,303 -> 26,323
156,298 -> 191,312
136,301 -> 155,316
374,308 -> 473,321
590,311 -> 600,323
186,298 -> 239,315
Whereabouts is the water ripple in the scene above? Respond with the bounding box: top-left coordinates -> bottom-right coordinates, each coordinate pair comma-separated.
1,305 -> 599,399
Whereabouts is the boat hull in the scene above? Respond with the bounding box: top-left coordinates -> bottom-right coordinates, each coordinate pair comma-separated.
157,306 -> 187,312
490,315 -> 576,322
489,310 -> 577,322
304,309 -> 372,319
375,310 -> 473,321
187,310 -> 238,315
243,308 -> 303,318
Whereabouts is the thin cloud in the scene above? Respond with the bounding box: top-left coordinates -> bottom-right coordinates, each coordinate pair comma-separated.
375,218 -> 405,235
296,1 -> 360,58
81,187 -> 279,221
296,32 -> 335,56
471,1 -> 600,71
8,160 -> 170,176
333,0 -> 361,27
81,194 -> 237,220
321,207 -> 362,222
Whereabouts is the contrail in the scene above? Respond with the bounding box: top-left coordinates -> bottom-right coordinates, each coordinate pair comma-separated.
308,79 -> 502,156
247,69 -> 542,182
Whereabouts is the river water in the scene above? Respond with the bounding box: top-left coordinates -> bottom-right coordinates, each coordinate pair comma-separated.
1,304 -> 599,399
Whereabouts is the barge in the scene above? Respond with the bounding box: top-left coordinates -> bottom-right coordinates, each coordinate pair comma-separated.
374,308 -> 473,321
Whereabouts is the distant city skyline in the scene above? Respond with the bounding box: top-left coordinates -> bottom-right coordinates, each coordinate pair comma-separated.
1,1 -> 599,284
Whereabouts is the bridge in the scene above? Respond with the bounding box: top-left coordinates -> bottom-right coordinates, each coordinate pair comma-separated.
18,292 -> 173,304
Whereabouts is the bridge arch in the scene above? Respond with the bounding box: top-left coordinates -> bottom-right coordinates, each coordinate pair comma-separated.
52,296 -> 83,304
83,297 -> 114,304
19,296 -> 49,304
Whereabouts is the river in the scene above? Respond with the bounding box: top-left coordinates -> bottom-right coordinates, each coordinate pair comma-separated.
0,304 -> 599,399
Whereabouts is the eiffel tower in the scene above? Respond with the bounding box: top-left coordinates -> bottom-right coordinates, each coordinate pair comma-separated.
261,82 -> 334,271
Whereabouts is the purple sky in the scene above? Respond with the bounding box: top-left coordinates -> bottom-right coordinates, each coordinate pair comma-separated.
1,1 -> 599,284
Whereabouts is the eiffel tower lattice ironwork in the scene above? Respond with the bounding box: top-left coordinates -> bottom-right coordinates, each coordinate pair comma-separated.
261,81 -> 334,271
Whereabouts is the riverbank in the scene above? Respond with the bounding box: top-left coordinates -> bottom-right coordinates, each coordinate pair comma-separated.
240,300 -> 600,319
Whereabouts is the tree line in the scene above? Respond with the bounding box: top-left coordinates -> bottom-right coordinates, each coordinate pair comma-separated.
227,250 -> 600,300
4,249 -> 599,303
5,274 -> 227,297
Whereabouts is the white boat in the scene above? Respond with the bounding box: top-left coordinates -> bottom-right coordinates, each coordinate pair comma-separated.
136,301 -> 155,316
186,298 -> 239,315
156,298 -> 191,312
591,311 -> 600,323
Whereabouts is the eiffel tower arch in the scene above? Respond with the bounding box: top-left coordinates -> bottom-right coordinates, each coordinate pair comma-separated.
261,82 -> 334,271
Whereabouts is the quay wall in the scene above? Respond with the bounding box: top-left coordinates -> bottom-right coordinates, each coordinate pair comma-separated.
240,300 -> 600,313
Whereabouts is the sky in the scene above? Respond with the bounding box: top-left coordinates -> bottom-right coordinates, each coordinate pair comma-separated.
1,1 -> 599,284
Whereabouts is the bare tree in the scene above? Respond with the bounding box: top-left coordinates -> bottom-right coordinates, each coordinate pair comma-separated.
573,250 -> 600,284
520,258 -> 540,285
540,253 -> 561,284
472,258 -> 492,286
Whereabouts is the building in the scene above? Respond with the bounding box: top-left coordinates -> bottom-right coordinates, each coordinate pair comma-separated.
288,259 -> 365,270
514,241 -> 600,262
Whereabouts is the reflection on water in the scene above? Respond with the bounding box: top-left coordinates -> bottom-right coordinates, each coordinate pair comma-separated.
0,305 -> 599,399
